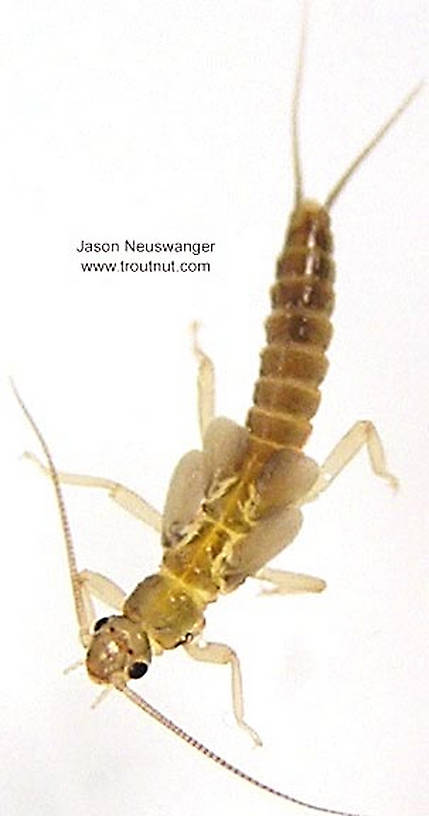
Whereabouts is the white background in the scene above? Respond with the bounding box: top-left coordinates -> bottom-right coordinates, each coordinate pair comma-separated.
2,1 -> 429,815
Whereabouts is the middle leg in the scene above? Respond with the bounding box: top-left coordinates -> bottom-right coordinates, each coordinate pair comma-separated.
25,452 -> 162,531
256,566 -> 326,595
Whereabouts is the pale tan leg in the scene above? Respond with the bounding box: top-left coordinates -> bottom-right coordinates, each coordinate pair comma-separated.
256,566 -> 326,594
77,569 -> 126,647
79,569 -> 126,610
24,452 -> 162,531
191,321 -> 216,439
303,420 -> 398,503
185,638 -> 262,746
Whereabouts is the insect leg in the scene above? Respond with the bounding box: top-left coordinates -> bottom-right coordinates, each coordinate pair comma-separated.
191,321 -> 216,439
302,420 -> 398,503
185,638 -> 262,746
24,452 -> 162,531
76,570 -> 126,646
79,570 -> 126,610
255,566 -> 326,595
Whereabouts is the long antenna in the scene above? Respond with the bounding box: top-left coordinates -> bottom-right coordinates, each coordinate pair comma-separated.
325,82 -> 424,210
15,381 -> 369,816
122,685 -> 368,816
12,381 -> 89,644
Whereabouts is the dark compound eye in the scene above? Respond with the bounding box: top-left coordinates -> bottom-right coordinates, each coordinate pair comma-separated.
93,617 -> 109,632
128,662 -> 148,679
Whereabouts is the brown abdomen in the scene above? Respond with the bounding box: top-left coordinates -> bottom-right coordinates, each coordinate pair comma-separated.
246,199 -> 335,455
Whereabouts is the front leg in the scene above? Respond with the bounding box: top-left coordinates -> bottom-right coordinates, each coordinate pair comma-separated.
185,638 -> 262,746
76,569 -> 126,647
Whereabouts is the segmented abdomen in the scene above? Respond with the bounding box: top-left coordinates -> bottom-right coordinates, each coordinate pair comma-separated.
246,199 -> 335,455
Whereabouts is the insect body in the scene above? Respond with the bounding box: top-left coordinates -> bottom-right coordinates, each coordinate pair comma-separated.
85,203 -> 334,699
15,17 -> 422,816
83,192 -> 406,743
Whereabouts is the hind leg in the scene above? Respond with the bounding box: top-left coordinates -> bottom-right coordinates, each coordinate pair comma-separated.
303,420 -> 398,503
191,321 -> 216,440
